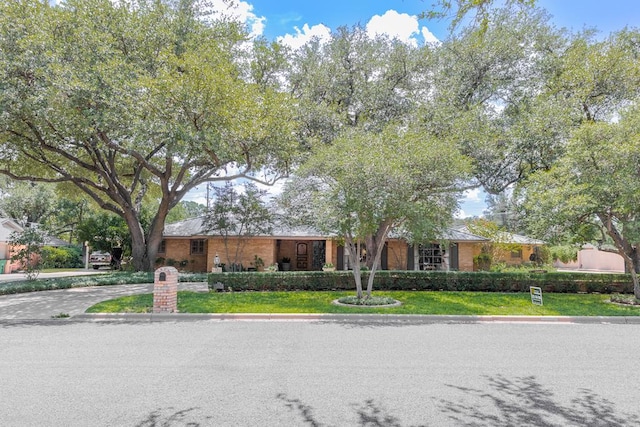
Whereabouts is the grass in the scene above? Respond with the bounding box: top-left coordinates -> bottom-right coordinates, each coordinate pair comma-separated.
85,290 -> 640,316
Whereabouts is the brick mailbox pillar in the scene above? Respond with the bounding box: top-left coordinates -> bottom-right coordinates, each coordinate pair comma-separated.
153,266 -> 178,313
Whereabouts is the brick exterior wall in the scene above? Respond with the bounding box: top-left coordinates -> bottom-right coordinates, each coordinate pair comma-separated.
160,236 -> 532,273
387,240 -> 409,270
457,242 -> 480,272
153,266 -> 178,313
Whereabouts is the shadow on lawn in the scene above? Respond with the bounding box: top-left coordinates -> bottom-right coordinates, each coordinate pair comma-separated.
438,375 -> 639,426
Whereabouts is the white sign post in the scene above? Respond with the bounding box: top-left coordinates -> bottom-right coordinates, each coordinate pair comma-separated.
530,286 -> 543,306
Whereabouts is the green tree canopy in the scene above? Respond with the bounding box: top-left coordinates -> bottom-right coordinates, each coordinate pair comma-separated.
0,0 -> 298,271
282,126 -> 471,298
516,29 -> 640,299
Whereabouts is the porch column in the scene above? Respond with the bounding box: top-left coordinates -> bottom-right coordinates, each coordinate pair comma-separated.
325,239 -> 334,266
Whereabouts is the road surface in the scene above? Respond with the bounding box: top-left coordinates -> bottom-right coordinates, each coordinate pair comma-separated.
1,320 -> 639,426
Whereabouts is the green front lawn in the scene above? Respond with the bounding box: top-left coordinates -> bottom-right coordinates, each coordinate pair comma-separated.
86,291 -> 640,316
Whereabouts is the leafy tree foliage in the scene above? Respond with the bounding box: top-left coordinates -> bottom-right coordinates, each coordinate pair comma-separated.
423,5 -> 569,193
0,181 -> 56,224
166,200 -> 206,224
426,0 -> 536,33
0,180 -> 90,243
9,226 -> 45,280
287,25 -> 420,147
76,211 -> 131,254
517,29 -> 640,299
0,0 -> 297,271
282,127 -> 471,298
203,182 -> 273,270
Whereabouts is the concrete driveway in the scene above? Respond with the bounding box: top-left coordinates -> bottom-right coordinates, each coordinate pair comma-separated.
0,281 -> 208,320
0,269 -> 109,282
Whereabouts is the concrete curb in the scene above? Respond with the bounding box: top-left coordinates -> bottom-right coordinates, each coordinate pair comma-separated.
64,313 -> 640,325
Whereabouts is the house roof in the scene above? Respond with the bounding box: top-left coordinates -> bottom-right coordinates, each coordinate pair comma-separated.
455,226 -> 545,245
1,217 -> 72,246
163,216 -> 332,239
43,235 -> 71,247
163,216 -> 492,242
0,217 -> 24,241
440,228 -> 488,242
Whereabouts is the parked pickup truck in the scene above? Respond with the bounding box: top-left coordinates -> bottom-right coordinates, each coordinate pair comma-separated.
89,251 -> 112,269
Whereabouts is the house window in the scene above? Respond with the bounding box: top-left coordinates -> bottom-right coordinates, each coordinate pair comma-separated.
511,249 -> 522,259
190,239 -> 205,255
419,244 -> 443,270
158,240 -> 166,254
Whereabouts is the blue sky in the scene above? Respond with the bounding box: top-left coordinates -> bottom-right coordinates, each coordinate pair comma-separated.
183,0 -> 639,217
229,0 -> 640,46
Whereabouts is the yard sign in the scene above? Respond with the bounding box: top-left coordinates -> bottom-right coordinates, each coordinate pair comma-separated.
530,286 -> 543,306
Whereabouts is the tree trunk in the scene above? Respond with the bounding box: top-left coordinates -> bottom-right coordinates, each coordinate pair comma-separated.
599,214 -> 640,300
345,237 -> 363,299
122,202 -> 170,272
631,251 -> 640,301
364,220 -> 392,297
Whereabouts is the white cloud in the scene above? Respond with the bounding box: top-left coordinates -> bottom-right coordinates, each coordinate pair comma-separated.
205,0 -> 266,38
421,27 -> 440,45
454,209 -> 471,219
462,188 -> 482,203
278,23 -> 332,49
365,10 -> 440,47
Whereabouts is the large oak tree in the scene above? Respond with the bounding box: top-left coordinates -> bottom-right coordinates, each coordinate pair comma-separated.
0,0 -> 297,271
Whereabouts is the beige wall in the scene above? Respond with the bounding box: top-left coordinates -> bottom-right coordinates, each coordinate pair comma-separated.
555,247 -> 625,273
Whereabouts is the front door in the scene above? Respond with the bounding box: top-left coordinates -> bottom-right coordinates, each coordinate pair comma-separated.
296,242 -> 308,270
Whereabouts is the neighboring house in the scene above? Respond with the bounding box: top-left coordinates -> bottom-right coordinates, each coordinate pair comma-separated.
554,243 -> 625,273
160,217 -> 545,273
0,217 -> 23,274
0,218 -> 72,273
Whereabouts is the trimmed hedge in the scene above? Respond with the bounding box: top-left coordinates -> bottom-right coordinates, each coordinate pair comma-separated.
0,272 -> 209,296
208,270 -> 634,294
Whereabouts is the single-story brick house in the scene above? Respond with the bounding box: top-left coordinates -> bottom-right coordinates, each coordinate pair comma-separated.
160,217 -> 544,273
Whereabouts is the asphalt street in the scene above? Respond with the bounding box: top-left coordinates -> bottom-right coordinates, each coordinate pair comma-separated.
1,277 -> 640,426
1,320 -> 640,426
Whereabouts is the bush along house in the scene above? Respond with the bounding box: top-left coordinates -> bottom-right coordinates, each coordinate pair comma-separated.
159,217 -> 545,273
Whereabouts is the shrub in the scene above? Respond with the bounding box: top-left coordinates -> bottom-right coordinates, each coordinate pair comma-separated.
549,245 -> 579,263
40,246 -> 83,269
207,270 -> 634,294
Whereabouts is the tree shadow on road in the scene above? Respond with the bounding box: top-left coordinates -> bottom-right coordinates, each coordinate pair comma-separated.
438,375 -> 639,426
277,393 -> 428,427
135,407 -> 211,427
